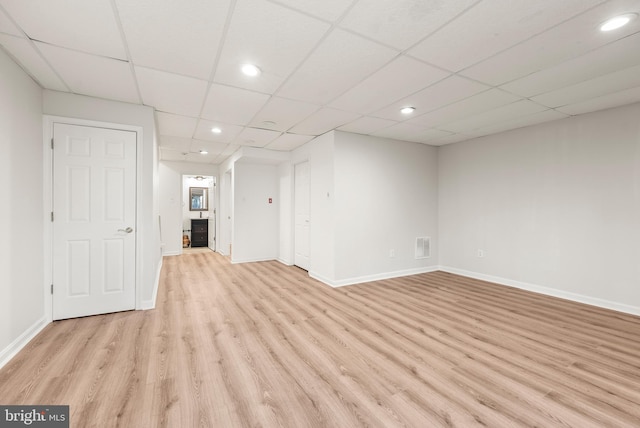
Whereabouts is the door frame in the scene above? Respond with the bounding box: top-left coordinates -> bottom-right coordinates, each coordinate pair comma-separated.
43,115 -> 144,322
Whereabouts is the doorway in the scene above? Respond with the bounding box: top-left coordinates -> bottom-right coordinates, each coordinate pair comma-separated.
51,123 -> 137,320
181,175 -> 216,251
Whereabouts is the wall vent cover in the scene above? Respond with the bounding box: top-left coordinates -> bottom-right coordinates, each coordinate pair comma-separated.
415,237 -> 431,259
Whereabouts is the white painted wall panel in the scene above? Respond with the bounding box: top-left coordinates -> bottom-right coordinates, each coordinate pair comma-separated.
232,163 -> 279,263
438,102 -> 640,312
333,132 -> 439,283
0,48 -> 44,363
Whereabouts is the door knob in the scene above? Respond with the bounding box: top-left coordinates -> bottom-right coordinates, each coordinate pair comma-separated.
118,227 -> 134,233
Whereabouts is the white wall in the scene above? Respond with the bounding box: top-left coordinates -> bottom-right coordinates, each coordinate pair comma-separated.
286,131 -> 440,286
438,102 -> 640,314
232,162 -> 279,263
43,90 -> 161,308
0,48 -> 46,367
158,161 -> 219,256
333,132 -> 439,284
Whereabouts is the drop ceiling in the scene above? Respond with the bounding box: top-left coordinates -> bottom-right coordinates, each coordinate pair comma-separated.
1,0 -> 639,164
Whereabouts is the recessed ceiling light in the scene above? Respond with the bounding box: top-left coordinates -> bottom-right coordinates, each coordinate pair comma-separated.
600,13 -> 637,31
211,127 -> 222,134
199,150 -> 208,155
400,106 -> 416,115
241,63 -> 261,77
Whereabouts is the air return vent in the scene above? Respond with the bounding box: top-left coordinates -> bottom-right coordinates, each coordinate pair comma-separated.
415,237 -> 431,259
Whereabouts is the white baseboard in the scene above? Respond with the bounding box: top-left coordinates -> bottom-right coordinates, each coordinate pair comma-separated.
277,258 -> 293,266
162,250 -> 181,257
231,256 -> 279,264
439,266 -> 640,317
0,316 -> 48,370
140,258 -> 163,310
311,266 -> 440,288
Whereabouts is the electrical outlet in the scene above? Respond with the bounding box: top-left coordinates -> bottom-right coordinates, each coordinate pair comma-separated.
389,249 -> 396,258
477,249 -> 485,258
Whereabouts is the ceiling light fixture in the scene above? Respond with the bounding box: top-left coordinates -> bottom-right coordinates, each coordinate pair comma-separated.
199,150 -> 208,155
211,127 -> 222,134
241,63 -> 261,77
400,106 -> 416,115
600,13 -> 637,31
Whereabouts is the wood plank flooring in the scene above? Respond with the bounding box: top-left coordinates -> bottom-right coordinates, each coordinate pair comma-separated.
1,252 -> 639,427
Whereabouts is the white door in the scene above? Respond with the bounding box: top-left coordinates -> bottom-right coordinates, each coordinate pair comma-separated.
52,123 -> 137,320
294,161 -> 310,270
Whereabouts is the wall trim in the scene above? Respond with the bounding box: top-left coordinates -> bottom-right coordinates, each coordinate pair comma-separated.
312,266 -> 440,288
141,258 -> 163,310
0,316 -> 48,370
162,250 -> 181,257
231,256 -> 279,264
277,258 -> 293,266
439,266 -> 640,317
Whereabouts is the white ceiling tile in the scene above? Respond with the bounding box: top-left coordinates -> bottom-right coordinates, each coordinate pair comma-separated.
156,112 -> 197,138
201,84 -> 270,126
329,55 -> 450,113
181,151 -> 217,164
409,0 -> 604,72
555,85 -> 640,116
502,32 -> 640,97
235,127 -> 282,147
214,0 -> 330,93
440,100 -> 549,133
0,0 -> 126,59
277,28 -> 397,105
193,120 -> 243,144
0,6 -> 21,36
249,97 -> 320,132
467,109 -> 570,137
159,135 -> 191,151
159,147 -> 189,162
426,133 -> 474,146
532,64 -> 640,108
37,42 -> 139,103
265,133 -> 315,151
0,34 -> 67,90
219,144 -> 241,157
115,0 -> 231,80
136,66 -> 208,117
189,139 -> 228,155
460,0 -> 640,85
289,107 -> 360,135
337,116 -> 398,135
408,89 -> 520,128
372,75 -> 489,121
340,0 -> 479,50
370,122 -> 450,143
272,0 -> 354,21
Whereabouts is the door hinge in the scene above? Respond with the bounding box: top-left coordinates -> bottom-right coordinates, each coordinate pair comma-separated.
51,212 -> 54,222
51,138 -> 54,150
51,284 -> 53,294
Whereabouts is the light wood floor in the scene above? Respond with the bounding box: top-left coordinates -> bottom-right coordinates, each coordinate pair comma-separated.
1,252 -> 639,427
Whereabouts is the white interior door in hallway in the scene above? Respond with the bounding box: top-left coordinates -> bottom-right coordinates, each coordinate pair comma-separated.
294,161 -> 310,270
52,123 -> 137,320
